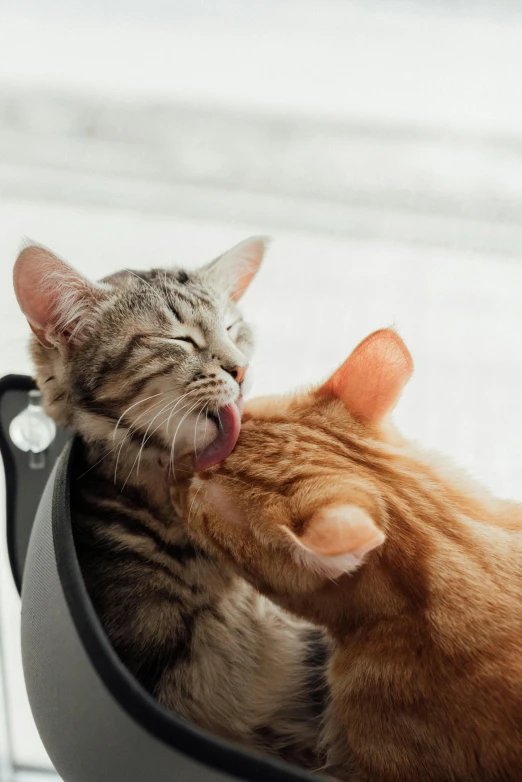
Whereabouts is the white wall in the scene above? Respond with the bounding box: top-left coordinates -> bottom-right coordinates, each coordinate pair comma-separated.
1,0 -> 522,773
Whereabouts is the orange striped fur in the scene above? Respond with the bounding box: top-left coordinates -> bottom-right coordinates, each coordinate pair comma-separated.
177,329 -> 522,781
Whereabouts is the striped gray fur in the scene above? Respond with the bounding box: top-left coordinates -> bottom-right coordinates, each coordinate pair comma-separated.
14,239 -> 329,770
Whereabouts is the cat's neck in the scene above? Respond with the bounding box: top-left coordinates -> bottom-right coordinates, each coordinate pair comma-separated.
84,434 -> 183,521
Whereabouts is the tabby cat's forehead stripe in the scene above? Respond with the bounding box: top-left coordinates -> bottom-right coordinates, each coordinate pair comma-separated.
88,333 -> 147,384
113,276 -> 218,327
166,301 -> 183,322
170,284 -> 212,306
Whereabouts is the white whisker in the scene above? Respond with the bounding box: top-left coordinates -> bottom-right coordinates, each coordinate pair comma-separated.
114,391 -> 188,483
162,270 -> 170,301
165,388 -> 200,436
77,441 -> 124,479
135,396 -> 189,475
112,392 -> 163,440
170,401 -> 201,481
120,397 -> 199,491
186,482 -> 205,531
82,394 -> 174,482
136,396 -> 199,476
114,393 -> 177,482
193,401 -> 208,457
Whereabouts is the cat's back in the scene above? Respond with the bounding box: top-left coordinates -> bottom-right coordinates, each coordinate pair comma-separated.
451,509 -> 522,612
331,510 -> 522,782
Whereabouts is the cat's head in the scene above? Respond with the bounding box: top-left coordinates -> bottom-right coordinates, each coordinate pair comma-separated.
176,328 -> 414,607
13,237 -> 266,471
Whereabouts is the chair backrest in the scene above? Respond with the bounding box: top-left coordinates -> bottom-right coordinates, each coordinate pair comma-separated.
1,374 -> 320,782
0,374 -> 70,592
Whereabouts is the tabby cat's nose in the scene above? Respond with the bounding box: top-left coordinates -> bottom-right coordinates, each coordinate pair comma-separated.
224,364 -> 248,385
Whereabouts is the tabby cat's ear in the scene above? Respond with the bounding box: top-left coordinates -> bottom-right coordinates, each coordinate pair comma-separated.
13,245 -> 107,350
320,328 -> 413,422
285,504 -> 384,576
203,236 -> 268,302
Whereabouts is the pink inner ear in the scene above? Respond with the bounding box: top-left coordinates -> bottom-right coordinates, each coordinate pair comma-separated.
13,245 -> 101,348
321,328 -> 413,422
209,236 -> 268,302
298,504 -> 384,558
228,237 -> 267,302
13,247 -> 64,334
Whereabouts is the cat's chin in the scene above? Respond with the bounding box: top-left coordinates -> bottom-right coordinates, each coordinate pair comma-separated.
192,398 -> 244,472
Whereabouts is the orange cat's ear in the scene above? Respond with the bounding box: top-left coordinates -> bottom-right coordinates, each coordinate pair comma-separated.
320,328 -> 413,422
285,505 -> 385,576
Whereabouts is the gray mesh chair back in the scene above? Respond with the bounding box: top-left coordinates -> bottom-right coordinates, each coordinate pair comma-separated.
1,375 -> 320,782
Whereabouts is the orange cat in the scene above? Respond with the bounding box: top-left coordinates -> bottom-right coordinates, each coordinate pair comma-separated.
175,328 -> 522,782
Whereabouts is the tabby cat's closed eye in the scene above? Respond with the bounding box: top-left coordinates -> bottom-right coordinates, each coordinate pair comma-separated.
171,335 -> 200,349
13,235 -> 328,771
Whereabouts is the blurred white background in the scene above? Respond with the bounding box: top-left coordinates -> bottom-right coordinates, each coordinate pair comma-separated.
1,0 -> 522,778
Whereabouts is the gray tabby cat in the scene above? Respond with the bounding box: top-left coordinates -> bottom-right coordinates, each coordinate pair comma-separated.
13,239 -> 328,769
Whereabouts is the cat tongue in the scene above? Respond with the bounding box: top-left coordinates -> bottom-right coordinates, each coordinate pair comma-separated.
193,401 -> 242,472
